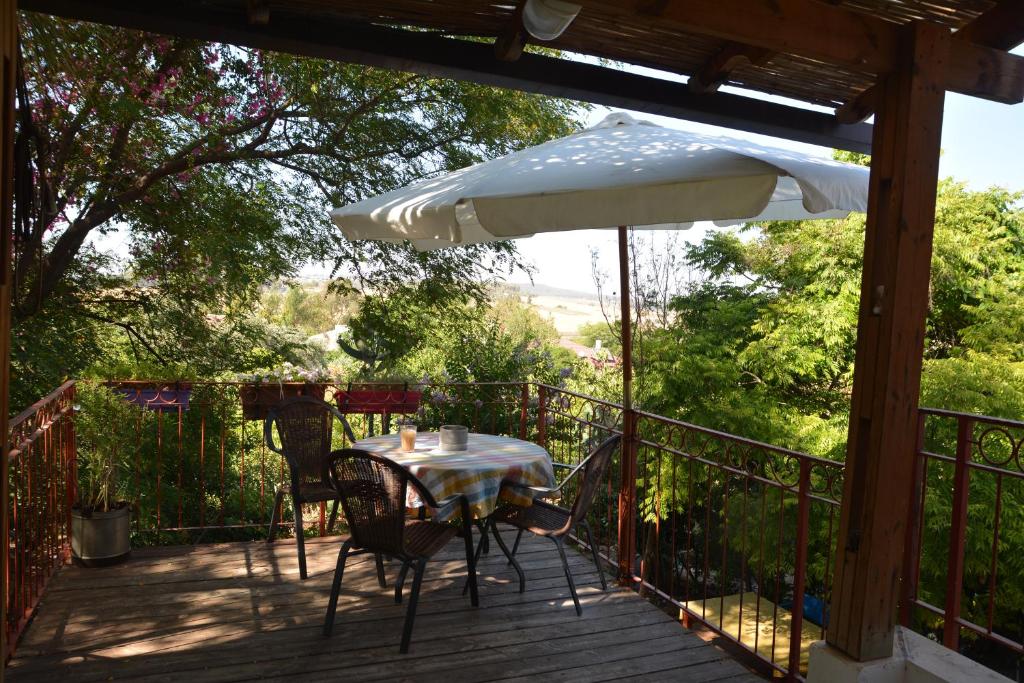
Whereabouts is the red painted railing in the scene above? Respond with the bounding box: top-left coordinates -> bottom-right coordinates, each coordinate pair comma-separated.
6,379 -> 1022,678
4,380 -> 76,660
537,383 -> 842,679
901,408 -> 1024,676
88,381 -> 528,542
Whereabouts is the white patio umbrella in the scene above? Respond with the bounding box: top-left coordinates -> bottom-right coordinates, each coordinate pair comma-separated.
331,112 -> 869,409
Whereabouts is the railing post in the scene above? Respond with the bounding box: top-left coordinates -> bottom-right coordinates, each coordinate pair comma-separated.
537,384 -> 547,448
66,383 -> 77,549
943,415 -> 973,650
900,410 -> 927,627
518,383 -> 529,440
617,408 -> 638,581
788,458 -> 811,679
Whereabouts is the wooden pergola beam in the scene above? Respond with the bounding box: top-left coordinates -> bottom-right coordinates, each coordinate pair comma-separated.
836,0 -> 1024,125
956,0 -> 1024,50
688,41 -> 775,93
835,87 -> 877,125
0,0 -> 14,677
580,0 -> 1024,104
245,0 -> 269,26
581,0 -> 898,73
19,0 -> 874,152
494,0 -> 528,62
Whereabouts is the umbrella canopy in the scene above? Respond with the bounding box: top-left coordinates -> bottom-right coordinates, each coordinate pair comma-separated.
331,112 -> 868,250
330,112 -> 870,410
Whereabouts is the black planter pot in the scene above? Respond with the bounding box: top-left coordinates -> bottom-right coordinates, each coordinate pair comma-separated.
71,504 -> 131,567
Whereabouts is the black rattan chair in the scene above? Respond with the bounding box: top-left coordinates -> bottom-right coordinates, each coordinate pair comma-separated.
480,434 -> 621,615
265,396 -> 381,581
323,449 -> 478,653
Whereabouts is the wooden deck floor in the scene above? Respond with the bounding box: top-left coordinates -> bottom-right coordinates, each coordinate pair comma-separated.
10,528 -> 763,682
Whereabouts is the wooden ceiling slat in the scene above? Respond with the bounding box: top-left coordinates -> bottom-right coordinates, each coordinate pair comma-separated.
954,0 -> 1024,49
836,0 -> 1023,123
20,0 -> 874,151
18,0 -> 1022,147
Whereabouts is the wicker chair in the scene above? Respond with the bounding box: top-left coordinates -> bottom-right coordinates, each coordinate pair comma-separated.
480,434 -> 621,615
265,396 -> 382,582
323,449 -> 478,653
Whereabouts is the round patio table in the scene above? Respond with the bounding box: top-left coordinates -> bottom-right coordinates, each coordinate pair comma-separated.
353,432 -> 555,520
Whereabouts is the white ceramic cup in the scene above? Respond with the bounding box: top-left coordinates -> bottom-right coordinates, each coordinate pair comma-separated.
439,425 -> 469,451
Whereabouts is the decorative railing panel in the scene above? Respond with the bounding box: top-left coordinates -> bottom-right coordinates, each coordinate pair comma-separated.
5,380 -> 76,660
99,381 -> 529,544
630,409 -> 844,678
902,408 -> 1024,678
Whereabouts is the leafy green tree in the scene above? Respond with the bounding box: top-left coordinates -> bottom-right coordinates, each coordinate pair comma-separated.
638,178 -> 1024,657
260,282 -> 357,335
12,13 -> 583,406
574,320 -> 622,356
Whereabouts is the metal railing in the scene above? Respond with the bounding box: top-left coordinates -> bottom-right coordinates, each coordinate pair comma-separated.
97,380 -> 529,543
4,380 -> 76,660
6,379 -> 1023,678
629,408 -> 843,678
535,383 -> 843,678
901,408 -> 1024,676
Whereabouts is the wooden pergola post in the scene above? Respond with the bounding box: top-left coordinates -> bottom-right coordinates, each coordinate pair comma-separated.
828,21 -> 948,662
0,1 -> 15,676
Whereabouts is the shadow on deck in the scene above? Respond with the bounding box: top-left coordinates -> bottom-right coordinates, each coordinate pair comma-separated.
10,528 -> 763,682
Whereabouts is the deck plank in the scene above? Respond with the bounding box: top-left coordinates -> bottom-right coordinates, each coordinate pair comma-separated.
9,528 -> 763,682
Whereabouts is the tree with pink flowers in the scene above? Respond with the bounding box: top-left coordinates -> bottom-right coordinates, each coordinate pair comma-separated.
11,13 -> 582,403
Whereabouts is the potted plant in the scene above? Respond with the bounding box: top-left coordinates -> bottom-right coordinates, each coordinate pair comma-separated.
71,383 -> 138,566
237,364 -> 331,420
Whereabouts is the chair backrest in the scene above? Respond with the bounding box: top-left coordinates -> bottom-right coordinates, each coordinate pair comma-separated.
328,449 -> 411,557
568,435 -> 622,526
265,396 -> 345,492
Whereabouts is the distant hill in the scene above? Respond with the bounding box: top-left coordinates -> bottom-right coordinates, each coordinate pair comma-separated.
507,282 -> 601,301
492,282 -> 608,335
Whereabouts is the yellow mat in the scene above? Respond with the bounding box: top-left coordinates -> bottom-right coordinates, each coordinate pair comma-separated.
682,592 -> 824,674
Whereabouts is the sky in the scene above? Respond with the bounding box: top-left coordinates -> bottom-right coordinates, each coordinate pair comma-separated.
509,52 -> 1024,296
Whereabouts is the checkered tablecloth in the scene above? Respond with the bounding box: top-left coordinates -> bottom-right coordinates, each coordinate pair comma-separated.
354,432 -> 555,519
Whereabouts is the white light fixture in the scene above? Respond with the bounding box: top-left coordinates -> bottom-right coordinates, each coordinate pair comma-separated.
522,0 -> 581,41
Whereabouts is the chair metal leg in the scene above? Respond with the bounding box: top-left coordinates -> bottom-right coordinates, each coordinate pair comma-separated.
555,537 -> 582,616
508,528 -> 523,564
581,521 -> 608,591
462,521 -> 488,597
375,553 -> 388,588
462,513 -> 479,607
327,499 -> 339,533
475,519 -> 490,554
267,489 -> 285,543
395,560 -> 411,603
491,521 -> 525,593
400,559 -> 427,653
294,498 -> 307,579
322,539 -> 352,636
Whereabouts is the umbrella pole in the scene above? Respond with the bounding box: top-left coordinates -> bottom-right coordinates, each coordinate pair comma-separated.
616,225 -> 639,581
617,225 -> 632,410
